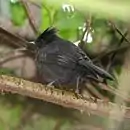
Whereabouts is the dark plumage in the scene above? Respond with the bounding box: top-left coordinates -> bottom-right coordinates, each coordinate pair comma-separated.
35,27 -> 113,94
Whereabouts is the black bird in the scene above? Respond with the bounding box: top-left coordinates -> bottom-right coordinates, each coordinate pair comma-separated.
35,27 -> 113,95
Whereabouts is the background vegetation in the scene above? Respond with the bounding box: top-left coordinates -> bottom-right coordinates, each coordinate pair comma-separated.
0,0 -> 130,130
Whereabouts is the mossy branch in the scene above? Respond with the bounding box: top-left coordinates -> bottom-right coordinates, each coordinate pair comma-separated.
0,75 -> 130,119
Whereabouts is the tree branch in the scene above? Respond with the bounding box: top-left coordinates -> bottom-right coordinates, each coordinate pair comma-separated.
0,75 -> 130,119
0,27 -> 28,48
20,0 -> 39,34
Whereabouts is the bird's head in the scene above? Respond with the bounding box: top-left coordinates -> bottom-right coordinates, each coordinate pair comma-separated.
35,27 -> 58,48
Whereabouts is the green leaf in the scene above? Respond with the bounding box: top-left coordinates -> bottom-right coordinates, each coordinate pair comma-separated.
54,10 -> 84,40
0,102 -> 22,130
40,4 -> 54,32
0,68 -> 15,75
54,10 -> 84,29
10,2 -> 26,26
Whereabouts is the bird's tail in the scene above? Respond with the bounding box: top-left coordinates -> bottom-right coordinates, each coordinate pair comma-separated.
79,59 -> 114,81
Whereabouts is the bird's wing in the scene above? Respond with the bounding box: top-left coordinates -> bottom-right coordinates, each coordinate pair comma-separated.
55,39 -> 92,66
57,54 -> 79,69
74,45 -> 91,61
78,59 -> 114,80
37,43 -> 77,69
68,42 -> 114,80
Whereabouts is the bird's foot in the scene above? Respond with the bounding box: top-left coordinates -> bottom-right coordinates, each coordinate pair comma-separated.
45,81 -> 55,90
74,89 -> 83,99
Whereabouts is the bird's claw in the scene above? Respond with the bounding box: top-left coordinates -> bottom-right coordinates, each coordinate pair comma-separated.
74,89 -> 83,99
45,81 -> 55,89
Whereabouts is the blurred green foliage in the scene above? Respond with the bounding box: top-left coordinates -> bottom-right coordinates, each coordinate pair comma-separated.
44,0 -> 130,21
0,68 -> 15,75
40,3 -> 85,40
0,102 -> 22,130
0,0 -> 129,129
10,2 -> 26,26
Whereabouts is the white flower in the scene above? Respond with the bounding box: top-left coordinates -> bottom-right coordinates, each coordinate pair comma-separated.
62,4 -> 74,12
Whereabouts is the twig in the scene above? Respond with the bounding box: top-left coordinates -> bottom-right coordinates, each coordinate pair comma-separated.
93,44 -> 130,62
20,0 -> 39,34
106,31 -> 128,71
79,15 -> 92,49
53,120 -> 64,130
111,31 -> 128,60
79,27 -> 87,49
27,0 -> 42,8
106,47 -> 130,130
0,27 -> 35,56
0,75 -> 130,119
14,105 -> 35,130
93,23 -> 130,62
97,83 -> 130,103
28,0 -> 52,25
108,21 -> 130,44
85,83 -> 106,99
0,27 -> 28,48
0,49 -> 26,66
